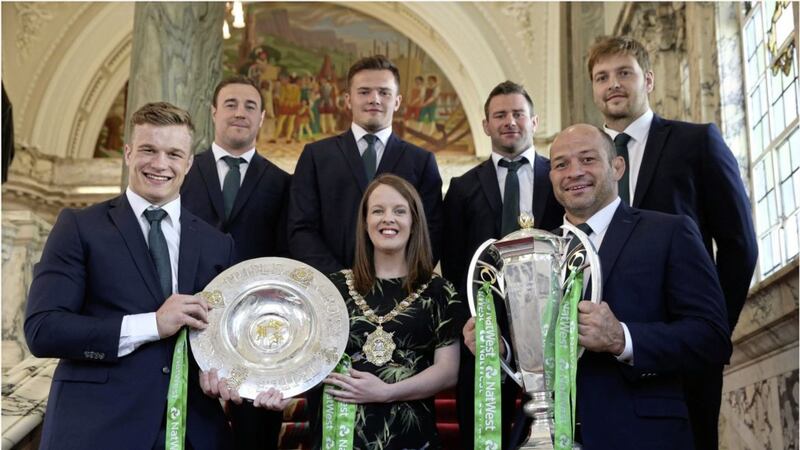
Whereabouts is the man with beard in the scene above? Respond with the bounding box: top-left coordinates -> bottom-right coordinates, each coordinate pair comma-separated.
443,80 -> 563,450
288,55 -> 443,274
181,76 -> 290,449
587,36 -> 757,450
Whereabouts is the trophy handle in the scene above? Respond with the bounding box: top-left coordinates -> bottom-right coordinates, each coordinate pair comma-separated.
466,238 -> 523,387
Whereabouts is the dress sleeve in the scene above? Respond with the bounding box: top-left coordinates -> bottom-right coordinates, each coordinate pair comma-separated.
433,277 -> 462,349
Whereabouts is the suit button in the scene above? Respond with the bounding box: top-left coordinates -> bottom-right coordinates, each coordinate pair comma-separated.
162,366 -> 170,374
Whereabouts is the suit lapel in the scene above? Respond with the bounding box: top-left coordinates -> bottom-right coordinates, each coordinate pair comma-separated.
376,133 -> 404,174
177,209 -> 201,294
634,115 -> 670,207
598,203 -> 639,286
337,130 -> 369,192
229,152 -> 267,223
108,195 -> 164,306
532,154 -> 551,228
197,150 -> 226,220
477,159 -> 502,230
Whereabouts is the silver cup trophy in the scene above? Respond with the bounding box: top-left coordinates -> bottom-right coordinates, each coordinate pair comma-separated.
467,214 -> 602,450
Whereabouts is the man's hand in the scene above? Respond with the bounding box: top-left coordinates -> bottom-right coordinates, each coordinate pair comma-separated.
463,317 -> 506,357
324,369 -> 392,404
199,368 -> 243,405
254,388 -> 292,411
577,301 -> 625,355
156,294 -> 209,338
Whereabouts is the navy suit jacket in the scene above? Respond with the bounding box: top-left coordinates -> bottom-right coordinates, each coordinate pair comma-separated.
633,115 -> 757,331
181,149 -> 291,262
577,203 -> 731,450
24,195 -> 235,450
288,130 -> 443,274
442,154 -> 563,450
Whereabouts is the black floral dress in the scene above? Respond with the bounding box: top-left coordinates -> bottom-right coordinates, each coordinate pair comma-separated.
312,270 -> 461,450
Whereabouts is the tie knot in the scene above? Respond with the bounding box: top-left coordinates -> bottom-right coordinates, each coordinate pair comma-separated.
143,208 -> 167,224
614,133 -> 631,147
575,222 -> 593,236
222,156 -> 245,170
498,157 -> 528,172
363,134 -> 377,145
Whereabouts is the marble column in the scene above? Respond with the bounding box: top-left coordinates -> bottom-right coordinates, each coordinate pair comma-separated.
562,2 -> 606,127
123,2 -> 224,158
1,211 -> 52,373
685,2 -> 722,125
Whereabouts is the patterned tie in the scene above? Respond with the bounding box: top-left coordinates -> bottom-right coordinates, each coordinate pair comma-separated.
143,208 -> 172,298
566,222 -> 594,258
222,156 -> 246,220
614,133 -> 632,205
498,157 -> 528,236
362,134 -> 378,181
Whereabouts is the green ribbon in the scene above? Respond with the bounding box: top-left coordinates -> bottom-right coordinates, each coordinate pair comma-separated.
165,327 -> 188,450
546,270 -> 583,450
322,354 -> 356,450
474,281 -> 502,450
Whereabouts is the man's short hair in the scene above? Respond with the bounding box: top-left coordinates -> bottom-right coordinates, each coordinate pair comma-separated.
213,75 -> 265,112
594,125 -> 617,162
484,80 -> 535,118
130,102 -> 194,137
346,55 -> 400,91
587,36 -> 651,79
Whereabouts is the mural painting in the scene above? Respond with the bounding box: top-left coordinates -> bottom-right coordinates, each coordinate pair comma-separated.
224,2 -> 474,158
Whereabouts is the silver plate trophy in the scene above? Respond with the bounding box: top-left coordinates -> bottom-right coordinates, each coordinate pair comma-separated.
190,257 -> 349,399
467,214 -> 602,450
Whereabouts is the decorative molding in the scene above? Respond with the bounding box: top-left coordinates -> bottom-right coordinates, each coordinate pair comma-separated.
13,3 -> 53,60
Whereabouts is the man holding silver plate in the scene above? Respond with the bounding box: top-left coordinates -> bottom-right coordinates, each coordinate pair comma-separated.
463,124 -> 732,449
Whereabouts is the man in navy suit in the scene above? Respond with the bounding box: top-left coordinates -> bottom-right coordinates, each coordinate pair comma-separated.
288,55 -> 443,274
181,76 -> 289,449
25,102 -> 234,449
587,36 -> 757,449
443,81 -> 563,450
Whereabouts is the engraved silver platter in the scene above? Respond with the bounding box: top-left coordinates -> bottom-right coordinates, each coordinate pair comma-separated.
189,257 -> 349,399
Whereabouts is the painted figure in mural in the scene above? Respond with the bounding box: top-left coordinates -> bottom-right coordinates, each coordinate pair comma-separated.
273,72 -> 302,143
318,77 -> 338,135
587,35 -> 757,450
288,54 -> 443,276
180,76 -> 291,450
25,102 -> 234,450
419,75 -> 441,135
297,99 -> 315,141
442,80 -> 563,450
404,75 -> 425,130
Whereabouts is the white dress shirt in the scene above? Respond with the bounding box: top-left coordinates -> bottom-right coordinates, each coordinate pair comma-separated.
561,197 -> 634,363
603,109 -> 654,204
117,188 -> 182,357
211,143 -> 256,189
491,147 -> 536,215
351,123 -> 392,168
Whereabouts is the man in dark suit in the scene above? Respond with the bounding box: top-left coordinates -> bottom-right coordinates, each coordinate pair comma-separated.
25,102 -> 234,449
288,55 -> 443,274
465,124 -> 732,449
587,36 -> 758,449
442,81 -> 563,450
181,76 -> 289,449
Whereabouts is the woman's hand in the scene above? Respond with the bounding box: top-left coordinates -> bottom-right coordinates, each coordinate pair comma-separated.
324,368 -> 392,404
253,388 -> 292,411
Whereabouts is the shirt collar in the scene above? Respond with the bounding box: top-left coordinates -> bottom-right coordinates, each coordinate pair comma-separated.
126,187 -> 182,225
351,122 -> 392,146
211,143 -> 255,163
603,108 -> 653,144
564,197 -> 621,236
491,146 -> 536,169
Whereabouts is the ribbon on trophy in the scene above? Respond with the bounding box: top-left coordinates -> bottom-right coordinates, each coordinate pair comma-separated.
542,266 -> 582,450
474,275 -> 502,450
165,327 -> 188,449
322,354 -> 357,450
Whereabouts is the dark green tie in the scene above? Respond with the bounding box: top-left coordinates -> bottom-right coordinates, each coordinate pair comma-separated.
362,134 -> 377,181
144,208 -> 172,299
614,133 -> 632,205
222,156 -> 245,219
499,157 -> 528,236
